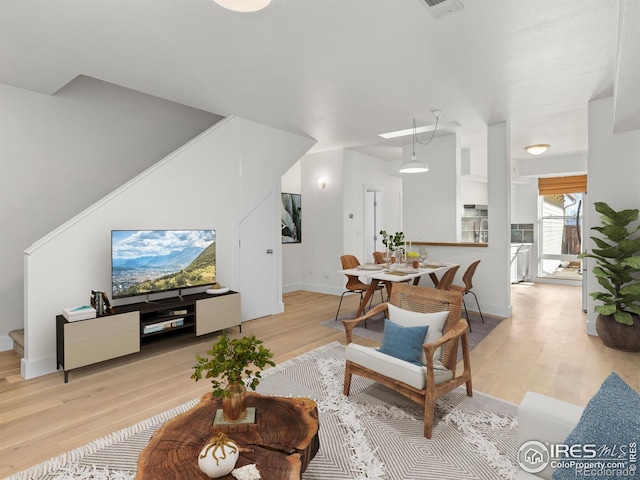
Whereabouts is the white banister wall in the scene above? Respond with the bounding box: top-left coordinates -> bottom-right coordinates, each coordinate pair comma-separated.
23,116 -> 315,379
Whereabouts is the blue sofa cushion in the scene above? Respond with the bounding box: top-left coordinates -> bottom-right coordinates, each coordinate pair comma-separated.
552,372 -> 640,479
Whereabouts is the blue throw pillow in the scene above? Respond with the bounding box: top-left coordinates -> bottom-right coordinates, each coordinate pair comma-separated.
378,319 -> 429,366
552,372 -> 640,480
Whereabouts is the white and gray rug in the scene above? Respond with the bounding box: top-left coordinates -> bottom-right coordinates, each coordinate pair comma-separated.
7,342 -> 518,480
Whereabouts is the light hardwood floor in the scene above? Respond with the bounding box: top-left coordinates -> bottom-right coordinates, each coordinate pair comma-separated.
1,283 -> 639,477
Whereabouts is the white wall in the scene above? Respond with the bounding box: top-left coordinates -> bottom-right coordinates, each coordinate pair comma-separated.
0,82 -> 222,349
403,133 -> 460,242
584,96 -> 640,335
461,179 -> 488,206
342,149 -> 402,263
285,148 -> 402,297
299,150 -> 345,295
411,123 -> 512,318
22,116 -> 315,378
281,161 -> 303,292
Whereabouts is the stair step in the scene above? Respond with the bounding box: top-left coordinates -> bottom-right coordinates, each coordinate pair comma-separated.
8,329 -> 24,357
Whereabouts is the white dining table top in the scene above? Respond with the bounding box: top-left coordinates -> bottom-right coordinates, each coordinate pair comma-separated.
340,262 -> 456,283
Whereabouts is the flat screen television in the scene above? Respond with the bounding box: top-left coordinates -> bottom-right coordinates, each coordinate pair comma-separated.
111,229 -> 216,300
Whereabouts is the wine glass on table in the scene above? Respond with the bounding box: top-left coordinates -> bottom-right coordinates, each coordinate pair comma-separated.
419,247 -> 428,267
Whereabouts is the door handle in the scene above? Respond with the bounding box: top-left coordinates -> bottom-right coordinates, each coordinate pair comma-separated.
266,249 -> 273,254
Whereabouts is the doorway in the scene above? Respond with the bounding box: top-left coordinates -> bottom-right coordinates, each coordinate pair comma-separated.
238,190 -> 277,321
364,187 -> 383,264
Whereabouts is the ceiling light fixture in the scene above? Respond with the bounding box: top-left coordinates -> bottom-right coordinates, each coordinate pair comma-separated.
213,0 -> 271,12
399,110 -> 442,174
524,144 -> 550,155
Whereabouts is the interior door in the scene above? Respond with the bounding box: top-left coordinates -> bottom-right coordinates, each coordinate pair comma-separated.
364,188 -> 383,263
239,191 -> 276,321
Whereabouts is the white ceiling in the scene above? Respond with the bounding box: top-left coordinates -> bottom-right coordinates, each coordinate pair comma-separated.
2,0 -> 639,167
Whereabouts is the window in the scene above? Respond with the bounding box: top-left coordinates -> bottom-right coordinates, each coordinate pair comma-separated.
538,193 -> 583,280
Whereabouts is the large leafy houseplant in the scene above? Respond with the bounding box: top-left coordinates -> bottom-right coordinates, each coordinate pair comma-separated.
579,202 -> 640,352
191,332 -> 275,398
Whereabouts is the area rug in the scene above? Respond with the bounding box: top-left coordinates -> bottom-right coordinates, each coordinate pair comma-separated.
323,311 -> 502,358
7,342 -> 518,480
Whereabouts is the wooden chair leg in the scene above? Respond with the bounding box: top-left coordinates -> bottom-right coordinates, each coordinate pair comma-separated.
466,378 -> 473,397
461,296 -> 472,332
423,401 -> 435,439
343,362 -> 353,396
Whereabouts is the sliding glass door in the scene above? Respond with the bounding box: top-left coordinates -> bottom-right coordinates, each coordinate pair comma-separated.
538,193 -> 583,281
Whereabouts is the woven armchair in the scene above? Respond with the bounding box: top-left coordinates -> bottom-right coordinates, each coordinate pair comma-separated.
342,283 -> 472,438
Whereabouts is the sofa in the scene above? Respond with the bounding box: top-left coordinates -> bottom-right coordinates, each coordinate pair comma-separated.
517,372 -> 639,480
517,392 -> 584,479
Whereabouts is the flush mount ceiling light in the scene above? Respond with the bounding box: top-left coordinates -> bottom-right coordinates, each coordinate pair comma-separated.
398,110 -> 442,174
525,144 -> 550,155
213,0 -> 271,12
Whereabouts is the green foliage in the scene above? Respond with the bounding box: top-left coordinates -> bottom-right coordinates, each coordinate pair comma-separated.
379,230 -> 405,250
579,202 -> 640,325
191,333 -> 275,398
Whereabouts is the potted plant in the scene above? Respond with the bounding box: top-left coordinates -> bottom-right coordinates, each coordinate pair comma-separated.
192,332 -> 275,421
380,230 -> 405,262
579,201 -> 640,351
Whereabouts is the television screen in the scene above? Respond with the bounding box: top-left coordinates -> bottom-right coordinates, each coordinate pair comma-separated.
111,230 -> 216,299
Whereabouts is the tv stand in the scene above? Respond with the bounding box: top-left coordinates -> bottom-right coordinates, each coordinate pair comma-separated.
56,291 -> 241,383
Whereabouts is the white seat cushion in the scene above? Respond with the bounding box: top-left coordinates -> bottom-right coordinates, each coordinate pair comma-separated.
346,343 -> 453,391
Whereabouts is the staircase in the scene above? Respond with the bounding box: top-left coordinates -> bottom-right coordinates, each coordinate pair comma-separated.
8,329 -> 24,356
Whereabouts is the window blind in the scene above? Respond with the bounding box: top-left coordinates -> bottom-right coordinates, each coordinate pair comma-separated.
538,175 -> 587,195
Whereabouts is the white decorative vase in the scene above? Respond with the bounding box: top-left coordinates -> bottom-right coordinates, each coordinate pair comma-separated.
198,432 -> 240,478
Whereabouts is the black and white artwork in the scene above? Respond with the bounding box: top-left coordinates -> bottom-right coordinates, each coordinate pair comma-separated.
281,193 -> 301,243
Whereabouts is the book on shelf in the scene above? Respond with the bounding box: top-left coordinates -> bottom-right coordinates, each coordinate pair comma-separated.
143,318 -> 185,335
63,305 -> 97,321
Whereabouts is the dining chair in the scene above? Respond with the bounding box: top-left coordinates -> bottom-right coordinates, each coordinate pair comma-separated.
450,260 -> 485,329
342,283 -> 471,438
335,255 -> 385,321
372,251 -> 386,264
434,265 -> 460,291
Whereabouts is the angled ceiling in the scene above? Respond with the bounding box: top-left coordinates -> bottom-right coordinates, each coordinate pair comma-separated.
1,0 -> 638,166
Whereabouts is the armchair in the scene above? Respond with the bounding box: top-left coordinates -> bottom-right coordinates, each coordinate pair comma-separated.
342,283 -> 471,438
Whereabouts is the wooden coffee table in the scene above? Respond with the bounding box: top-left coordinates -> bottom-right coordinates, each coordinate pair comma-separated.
136,391 -> 320,480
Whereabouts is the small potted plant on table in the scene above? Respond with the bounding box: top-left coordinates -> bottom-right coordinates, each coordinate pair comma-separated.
192,332 -> 275,421
579,201 -> 640,351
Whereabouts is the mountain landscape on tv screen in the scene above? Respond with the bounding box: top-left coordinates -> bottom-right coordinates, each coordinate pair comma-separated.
112,235 -> 216,298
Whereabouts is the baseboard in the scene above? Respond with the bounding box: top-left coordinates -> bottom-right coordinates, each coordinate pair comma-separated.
295,283 -> 344,296
21,356 -> 57,380
0,335 -> 13,352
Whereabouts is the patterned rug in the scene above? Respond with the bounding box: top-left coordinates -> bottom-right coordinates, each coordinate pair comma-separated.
7,342 -> 518,480
322,310 -> 501,360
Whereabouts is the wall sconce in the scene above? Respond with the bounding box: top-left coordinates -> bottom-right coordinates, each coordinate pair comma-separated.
317,178 -> 327,190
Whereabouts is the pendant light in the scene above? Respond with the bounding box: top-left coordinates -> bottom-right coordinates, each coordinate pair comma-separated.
213,0 -> 271,12
399,110 -> 442,174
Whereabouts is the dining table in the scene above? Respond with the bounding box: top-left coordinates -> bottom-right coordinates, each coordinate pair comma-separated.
339,262 -> 457,318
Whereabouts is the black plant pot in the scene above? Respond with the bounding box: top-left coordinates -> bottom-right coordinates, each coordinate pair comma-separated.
596,314 -> 640,352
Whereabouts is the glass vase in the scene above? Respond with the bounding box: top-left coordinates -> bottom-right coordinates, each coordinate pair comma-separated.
222,382 -> 247,421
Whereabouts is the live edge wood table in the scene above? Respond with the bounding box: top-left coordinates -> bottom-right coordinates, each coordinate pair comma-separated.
136,392 -> 320,480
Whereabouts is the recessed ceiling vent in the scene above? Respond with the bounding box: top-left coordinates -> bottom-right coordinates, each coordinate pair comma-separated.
423,0 -> 464,18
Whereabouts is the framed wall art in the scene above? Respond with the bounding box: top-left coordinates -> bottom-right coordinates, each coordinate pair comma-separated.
281,193 -> 301,243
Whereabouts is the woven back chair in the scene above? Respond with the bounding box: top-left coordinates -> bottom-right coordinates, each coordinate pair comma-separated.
342,283 -> 472,438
